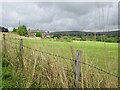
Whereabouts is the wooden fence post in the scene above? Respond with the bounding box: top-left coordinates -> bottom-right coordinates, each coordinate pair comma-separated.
3,34 -> 5,50
74,50 -> 82,88
19,38 -> 24,69
3,34 -> 6,57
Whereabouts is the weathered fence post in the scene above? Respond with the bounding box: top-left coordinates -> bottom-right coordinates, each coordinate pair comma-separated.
3,34 -> 5,50
19,38 -> 24,69
74,50 -> 82,88
3,34 -> 6,57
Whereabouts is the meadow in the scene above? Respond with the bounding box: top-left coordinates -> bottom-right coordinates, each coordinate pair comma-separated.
2,33 -> 118,88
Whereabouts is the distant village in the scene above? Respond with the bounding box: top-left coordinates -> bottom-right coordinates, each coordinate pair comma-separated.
0,26 -> 51,38
28,28 -> 50,38
0,26 -> 119,40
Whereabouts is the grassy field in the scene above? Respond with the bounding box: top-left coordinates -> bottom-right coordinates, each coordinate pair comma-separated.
2,33 -> 118,88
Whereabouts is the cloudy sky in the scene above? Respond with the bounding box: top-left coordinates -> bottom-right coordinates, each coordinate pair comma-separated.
0,1 -> 118,32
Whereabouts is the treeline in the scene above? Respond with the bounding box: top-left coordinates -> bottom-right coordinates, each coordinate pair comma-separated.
51,35 -> 119,43
51,31 -> 119,37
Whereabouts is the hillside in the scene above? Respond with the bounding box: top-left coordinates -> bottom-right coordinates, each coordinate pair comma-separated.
50,30 -> 119,37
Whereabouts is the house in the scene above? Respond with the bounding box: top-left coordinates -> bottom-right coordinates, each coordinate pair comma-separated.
46,31 -> 51,38
28,28 -> 47,38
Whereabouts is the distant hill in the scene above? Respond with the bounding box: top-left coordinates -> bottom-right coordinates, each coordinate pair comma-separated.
50,30 -> 119,37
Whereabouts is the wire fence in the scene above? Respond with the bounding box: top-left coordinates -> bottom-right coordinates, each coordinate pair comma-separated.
2,34 -> 119,88
4,35 -> 119,78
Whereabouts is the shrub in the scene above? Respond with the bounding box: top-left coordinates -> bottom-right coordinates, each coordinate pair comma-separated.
51,35 -> 61,39
36,32 -> 42,37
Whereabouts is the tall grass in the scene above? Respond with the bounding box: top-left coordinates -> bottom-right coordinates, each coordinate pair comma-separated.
2,33 -> 118,88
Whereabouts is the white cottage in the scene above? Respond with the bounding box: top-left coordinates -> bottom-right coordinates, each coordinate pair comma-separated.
28,29 -> 47,38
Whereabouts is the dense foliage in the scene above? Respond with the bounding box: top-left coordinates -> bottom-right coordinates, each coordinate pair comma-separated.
12,28 -> 17,32
51,35 -> 61,39
51,31 -> 119,43
12,25 -> 28,36
2,27 -> 9,32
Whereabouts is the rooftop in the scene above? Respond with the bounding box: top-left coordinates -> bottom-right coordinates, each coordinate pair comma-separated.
28,29 -> 45,33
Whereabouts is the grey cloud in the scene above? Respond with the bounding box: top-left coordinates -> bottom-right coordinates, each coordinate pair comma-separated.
2,2 -> 118,31
0,3 -> 2,25
36,2 -> 113,16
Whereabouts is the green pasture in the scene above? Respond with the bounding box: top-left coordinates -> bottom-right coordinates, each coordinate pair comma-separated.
23,39 -> 118,73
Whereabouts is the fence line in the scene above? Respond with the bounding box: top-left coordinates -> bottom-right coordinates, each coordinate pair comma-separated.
6,39 -> 120,78
81,62 -> 119,78
4,35 -> 120,79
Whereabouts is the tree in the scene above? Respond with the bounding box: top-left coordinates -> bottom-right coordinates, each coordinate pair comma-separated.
17,25 -> 28,36
12,28 -> 17,32
36,32 -> 42,37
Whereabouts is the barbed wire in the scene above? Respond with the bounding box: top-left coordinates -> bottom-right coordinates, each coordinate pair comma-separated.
22,44 -> 74,62
5,39 -> 74,61
4,37 -> 120,78
80,62 -> 119,78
